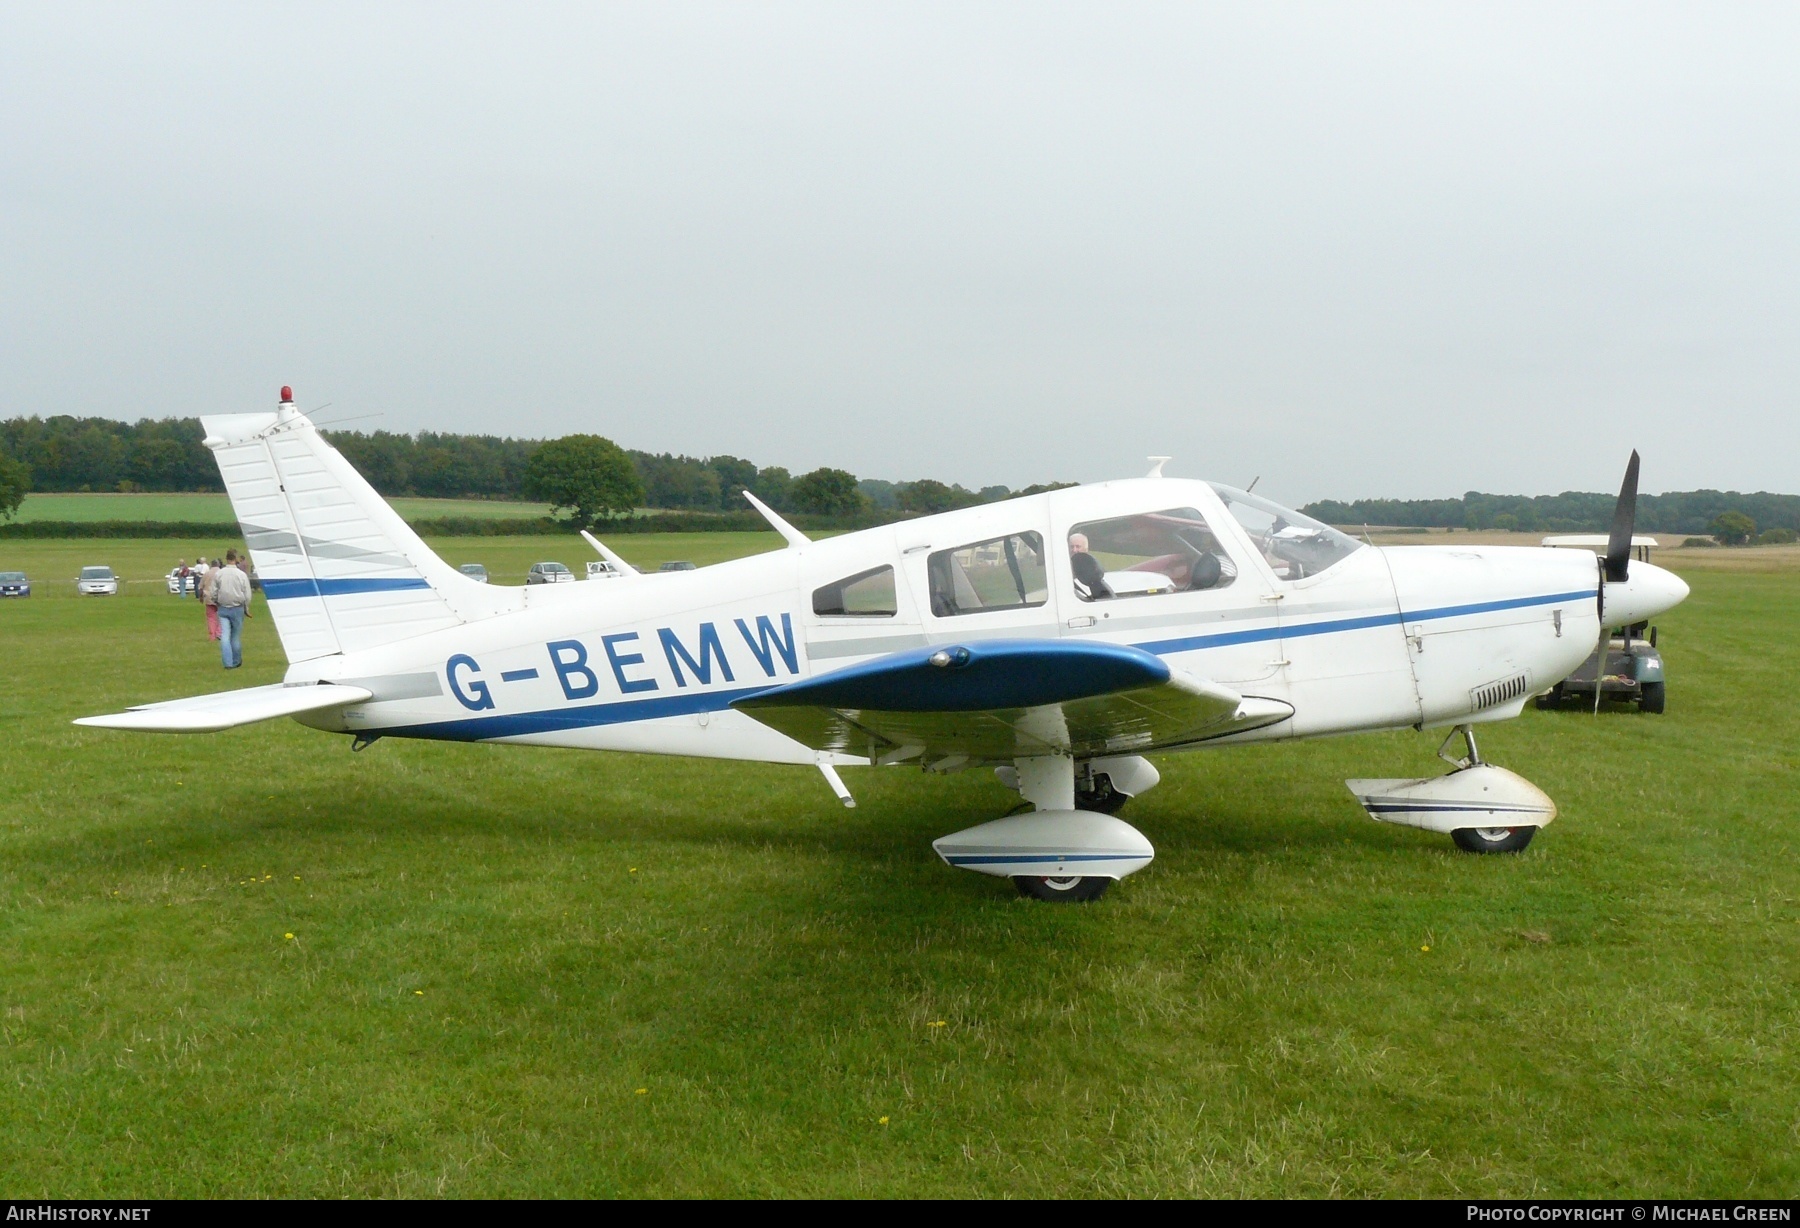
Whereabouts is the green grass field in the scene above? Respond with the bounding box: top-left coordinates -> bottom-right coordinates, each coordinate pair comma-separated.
1,537 -> 1796,1196
15,492 -> 554,523
1,532 -> 788,591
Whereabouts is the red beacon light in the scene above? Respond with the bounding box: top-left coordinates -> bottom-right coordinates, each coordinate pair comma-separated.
279,386 -> 293,404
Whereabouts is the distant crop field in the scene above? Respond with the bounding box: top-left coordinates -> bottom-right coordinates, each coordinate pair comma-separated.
15,492 -> 554,522
0,539 -> 1795,1196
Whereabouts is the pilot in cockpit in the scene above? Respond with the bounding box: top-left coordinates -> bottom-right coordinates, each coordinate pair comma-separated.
1069,532 -> 1112,600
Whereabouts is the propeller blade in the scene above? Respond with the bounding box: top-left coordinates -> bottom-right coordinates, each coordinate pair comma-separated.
1604,450 -> 1640,583
1593,556 -> 1608,713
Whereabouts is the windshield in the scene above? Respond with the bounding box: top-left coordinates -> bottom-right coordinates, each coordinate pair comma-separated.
539,563 -> 568,573
0,572 -> 23,582
80,567 -> 113,580
1209,485 -> 1363,580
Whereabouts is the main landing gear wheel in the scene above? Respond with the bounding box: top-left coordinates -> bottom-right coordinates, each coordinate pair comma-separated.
1013,875 -> 1113,903
1451,825 -> 1537,854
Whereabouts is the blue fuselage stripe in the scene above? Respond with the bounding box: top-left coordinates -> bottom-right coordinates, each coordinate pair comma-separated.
1135,589 -> 1594,656
363,588 -> 1596,742
382,684 -> 780,742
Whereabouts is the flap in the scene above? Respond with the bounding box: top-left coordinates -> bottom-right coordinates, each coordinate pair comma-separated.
733,639 -> 1285,762
75,683 -> 374,733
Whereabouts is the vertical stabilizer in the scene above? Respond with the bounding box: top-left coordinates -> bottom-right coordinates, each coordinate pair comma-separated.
201,390 -> 508,664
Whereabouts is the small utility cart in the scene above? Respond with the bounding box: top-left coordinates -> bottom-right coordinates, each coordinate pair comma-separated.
1536,534 -> 1667,713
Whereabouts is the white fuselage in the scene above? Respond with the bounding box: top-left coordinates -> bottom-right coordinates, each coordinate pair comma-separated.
282,478 -> 1679,767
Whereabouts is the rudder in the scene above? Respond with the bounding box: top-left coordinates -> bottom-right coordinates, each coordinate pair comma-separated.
202,390 -> 506,663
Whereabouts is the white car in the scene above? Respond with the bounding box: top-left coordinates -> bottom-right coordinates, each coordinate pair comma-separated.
77,566 -> 120,596
585,560 -> 626,580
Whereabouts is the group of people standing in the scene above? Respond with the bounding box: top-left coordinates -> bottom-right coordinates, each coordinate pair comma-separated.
174,551 -> 256,669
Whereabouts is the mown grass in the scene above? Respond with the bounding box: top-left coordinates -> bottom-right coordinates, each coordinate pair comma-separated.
0,541 -> 1795,1197
15,493 -> 554,523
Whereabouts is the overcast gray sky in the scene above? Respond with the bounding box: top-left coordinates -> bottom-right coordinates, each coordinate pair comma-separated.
3,3 -> 1796,505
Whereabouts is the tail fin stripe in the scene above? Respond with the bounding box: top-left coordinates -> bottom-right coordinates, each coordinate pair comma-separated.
264,577 -> 436,600
242,522 -> 410,569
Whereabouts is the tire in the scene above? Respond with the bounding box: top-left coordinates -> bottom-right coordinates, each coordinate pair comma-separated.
1074,773 -> 1130,815
1014,875 -> 1112,903
1639,681 -> 1666,714
1451,826 -> 1537,854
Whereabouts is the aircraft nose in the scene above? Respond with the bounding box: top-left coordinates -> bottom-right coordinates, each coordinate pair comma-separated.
1603,561 -> 1690,628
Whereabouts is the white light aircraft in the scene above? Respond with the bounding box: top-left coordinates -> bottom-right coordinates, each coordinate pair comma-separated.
78,390 -> 1691,902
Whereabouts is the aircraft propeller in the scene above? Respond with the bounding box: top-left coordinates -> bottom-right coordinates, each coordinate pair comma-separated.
1593,450 -> 1641,713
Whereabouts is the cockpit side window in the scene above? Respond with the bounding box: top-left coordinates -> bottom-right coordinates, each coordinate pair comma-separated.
812,565 -> 897,617
927,532 -> 1047,617
1067,507 -> 1237,602
1208,484 -> 1364,580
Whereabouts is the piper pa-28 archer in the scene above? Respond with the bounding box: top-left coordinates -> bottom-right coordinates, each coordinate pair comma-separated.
79,389 -> 1690,902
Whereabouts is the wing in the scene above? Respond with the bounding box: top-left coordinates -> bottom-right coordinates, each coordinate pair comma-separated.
732,639 -> 1291,763
74,682 -> 374,733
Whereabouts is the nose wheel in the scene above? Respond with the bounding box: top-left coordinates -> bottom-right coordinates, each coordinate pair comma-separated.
1450,825 -> 1537,854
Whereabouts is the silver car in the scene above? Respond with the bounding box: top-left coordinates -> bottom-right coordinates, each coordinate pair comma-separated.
526,561 -> 575,585
78,566 -> 120,596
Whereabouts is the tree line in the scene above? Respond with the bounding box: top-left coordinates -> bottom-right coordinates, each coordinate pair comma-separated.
4,412 -> 1793,535
0,414 -> 1070,524
1300,489 -> 1800,537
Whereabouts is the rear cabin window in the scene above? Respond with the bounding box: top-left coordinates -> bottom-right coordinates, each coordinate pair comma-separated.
927,532 -> 1047,617
1068,507 -> 1237,601
813,565 -> 898,617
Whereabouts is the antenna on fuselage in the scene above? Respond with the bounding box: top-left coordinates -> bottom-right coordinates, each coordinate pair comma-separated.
743,489 -> 811,548
579,529 -> 641,576
1145,456 -> 1172,479
1245,475 -> 1261,493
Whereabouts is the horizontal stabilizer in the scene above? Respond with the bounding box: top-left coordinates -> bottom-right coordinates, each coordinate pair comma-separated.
75,683 -> 373,733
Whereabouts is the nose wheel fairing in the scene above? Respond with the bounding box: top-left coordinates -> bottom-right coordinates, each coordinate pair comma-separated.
1347,724 -> 1557,851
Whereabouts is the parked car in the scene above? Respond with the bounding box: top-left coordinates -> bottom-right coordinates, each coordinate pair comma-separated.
166,568 -> 197,595
0,570 -> 30,598
458,563 -> 490,583
525,561 -> 575,585
585,560 -> 626,580
657,561 -> 697,573
77,566 -> 120,596
1537,534 -> 1667,713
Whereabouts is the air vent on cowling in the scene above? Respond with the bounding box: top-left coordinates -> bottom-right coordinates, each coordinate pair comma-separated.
1470,673 -> 1531,711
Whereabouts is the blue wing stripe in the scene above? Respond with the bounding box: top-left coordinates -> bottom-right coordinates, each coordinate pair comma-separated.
735,638 -> 1168,714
